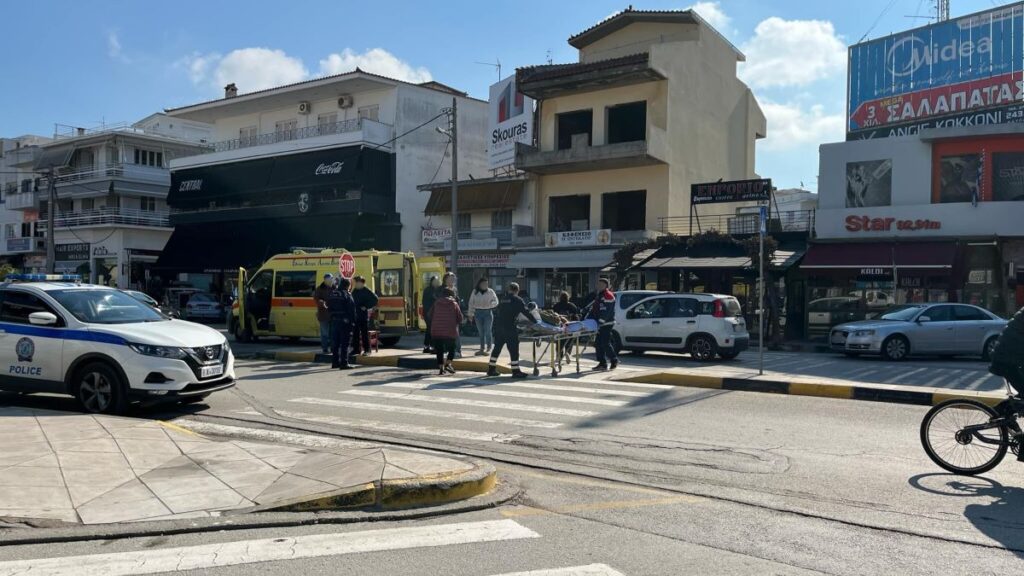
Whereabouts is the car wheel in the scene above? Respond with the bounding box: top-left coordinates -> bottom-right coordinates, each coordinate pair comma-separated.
75,363 -> 127,415
690,335 -> 718,362
881,335 -> 910,362
983,336 -> 999,361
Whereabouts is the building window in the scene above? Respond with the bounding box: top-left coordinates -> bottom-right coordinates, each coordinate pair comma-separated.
549,195 -> 591,232
5,224 -> 15,239
239,126 -> 258,147
318,113 -> 338,135
556,110 -> 592,151
358,105 -> 379,122
602,191 -> 646,231
606,102 -> 647,144
275,119 -> 298,142
456,213 -> 472,232
140,197 -> 156,212
82,198 -> 95,211
133,149 -> 163,167
491,210 -> 513,229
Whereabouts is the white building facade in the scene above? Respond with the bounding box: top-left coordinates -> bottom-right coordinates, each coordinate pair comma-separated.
0,135 -> 50,269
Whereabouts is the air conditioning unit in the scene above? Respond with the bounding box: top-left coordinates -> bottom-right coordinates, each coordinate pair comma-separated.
337,95 -> 354,109
297,101 -> 312,115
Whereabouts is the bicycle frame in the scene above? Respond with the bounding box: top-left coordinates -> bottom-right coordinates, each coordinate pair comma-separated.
958,379 -> 1024,448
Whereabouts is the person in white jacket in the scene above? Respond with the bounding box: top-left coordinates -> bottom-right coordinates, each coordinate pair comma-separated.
467,277 -> 499,356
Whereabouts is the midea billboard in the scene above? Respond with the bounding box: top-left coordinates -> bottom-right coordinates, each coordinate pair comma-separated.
848,2 -> 1024,138
487,75 -> 534,170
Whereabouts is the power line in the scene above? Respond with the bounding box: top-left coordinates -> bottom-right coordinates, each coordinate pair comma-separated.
859,0 -> 902,43
427,140 -> 451,187
366,112 -> 448,151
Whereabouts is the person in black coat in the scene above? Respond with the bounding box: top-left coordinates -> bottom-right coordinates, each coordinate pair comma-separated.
350,275 -> 379,356
991,305 -> 1024,395
327,278 -> 356,370
422,276 -> 441,353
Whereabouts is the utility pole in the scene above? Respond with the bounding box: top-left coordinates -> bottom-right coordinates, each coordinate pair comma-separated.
45,169 -> 56,274
448,97 -> 459,279
758,205 -> 766,376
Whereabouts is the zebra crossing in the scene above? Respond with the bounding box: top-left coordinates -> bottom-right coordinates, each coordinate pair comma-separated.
245,372 -> 674,446
0,519 -> 626,575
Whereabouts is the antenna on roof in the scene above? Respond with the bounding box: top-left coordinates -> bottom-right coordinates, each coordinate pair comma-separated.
475,59 -> 502,82
546,50 -> 553,65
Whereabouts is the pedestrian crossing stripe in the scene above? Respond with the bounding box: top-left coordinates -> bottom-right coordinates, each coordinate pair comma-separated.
422,377 -> 651,397
288,397 -> 564,428
381,382 -> 629,407
0,520 -> 540,576
341,389 -> 600,417
489,565 -> 626,575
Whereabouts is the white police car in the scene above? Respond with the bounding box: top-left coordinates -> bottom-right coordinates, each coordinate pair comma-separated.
0,275 -> 235,414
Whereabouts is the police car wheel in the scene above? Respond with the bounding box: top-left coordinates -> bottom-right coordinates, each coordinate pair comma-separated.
75,363 -> 126,415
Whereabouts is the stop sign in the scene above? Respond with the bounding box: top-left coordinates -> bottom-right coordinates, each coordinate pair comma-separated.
338,252 -> 355,280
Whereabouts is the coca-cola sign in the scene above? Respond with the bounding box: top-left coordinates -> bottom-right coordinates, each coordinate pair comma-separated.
315,161 -> 344,175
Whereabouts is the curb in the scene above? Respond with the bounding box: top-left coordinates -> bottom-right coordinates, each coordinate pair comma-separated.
615,371 -> 1005,407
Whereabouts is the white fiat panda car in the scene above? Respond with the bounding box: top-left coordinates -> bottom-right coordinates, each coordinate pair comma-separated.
0,275 -> 235,414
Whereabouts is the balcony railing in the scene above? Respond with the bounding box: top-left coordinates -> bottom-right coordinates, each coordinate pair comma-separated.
37,208 -> 171,230
208,118 -> 390,153
422,226 -> 535,249
47,163 -> 168,186
660,210 -> 816,236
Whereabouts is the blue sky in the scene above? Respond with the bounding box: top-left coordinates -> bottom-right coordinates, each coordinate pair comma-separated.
1,0 -> 1006,192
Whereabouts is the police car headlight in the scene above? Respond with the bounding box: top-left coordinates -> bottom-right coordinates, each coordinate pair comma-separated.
129,343 -> 188,360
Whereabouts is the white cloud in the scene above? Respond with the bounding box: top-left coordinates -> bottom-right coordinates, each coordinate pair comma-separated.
759,100 -> 845,151
687,2 -> 731,32
214,48 -> 309,92
107,31 -> 131,63
740,17 -> 845,88
318,48 -> 432,83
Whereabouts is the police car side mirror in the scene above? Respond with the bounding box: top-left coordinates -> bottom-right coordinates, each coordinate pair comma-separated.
29,312 -> 58,326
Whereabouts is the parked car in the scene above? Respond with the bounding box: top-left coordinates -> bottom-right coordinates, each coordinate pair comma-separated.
122,290 -> 178,318
185,292 -> 226,322
808,297 -> 868,340
830,303 -> 1007,361
614,293 -> 749,361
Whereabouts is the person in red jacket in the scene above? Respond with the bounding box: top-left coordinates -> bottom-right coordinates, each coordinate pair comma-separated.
430,287 -> 464,375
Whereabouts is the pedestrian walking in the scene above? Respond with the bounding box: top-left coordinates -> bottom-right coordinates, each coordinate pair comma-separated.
430,287 -> 464,375
313,273 -> 334,354
487,282 -> 536,379
468,277 -> 498,356
327,277 -> 356,370
350,275 -> 378,356
443,272 -> 463,358
587,277 -> 618,371
422,276 -> 440,354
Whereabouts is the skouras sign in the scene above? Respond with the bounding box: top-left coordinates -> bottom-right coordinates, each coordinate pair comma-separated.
487,75 -> 534,171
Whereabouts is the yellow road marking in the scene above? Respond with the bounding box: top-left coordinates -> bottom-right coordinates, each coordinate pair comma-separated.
158,420 -> 203,438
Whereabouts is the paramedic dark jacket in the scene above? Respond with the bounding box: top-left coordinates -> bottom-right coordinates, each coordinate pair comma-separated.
494,292 -> 530,335
352,286 -> 379,319
326,287 -> 355,324
586,288 -> 616,326
991,306 -> 1024,369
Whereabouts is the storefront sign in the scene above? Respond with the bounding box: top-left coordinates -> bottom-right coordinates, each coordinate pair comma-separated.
55,243 -> 89,261
899,276 -> 923,288
488,75 -> 535,170
969,269 -> 993,284
443,237 -> 498,251
315,162 -> 344,176
845,215 -> 942,233
421,228 -> 452,245
848,4 -> 1024,135
848,103 -> 1024,140
860,268 -> 890,277
444,253 -> 511,268
545,229 -> 611,248
93,246 -> 117,257
691,179 -> 772,205
5,238 -> 31,252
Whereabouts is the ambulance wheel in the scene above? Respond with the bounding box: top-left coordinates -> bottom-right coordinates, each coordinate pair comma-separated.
379,336 -> 401,348
75,363 -> 127,415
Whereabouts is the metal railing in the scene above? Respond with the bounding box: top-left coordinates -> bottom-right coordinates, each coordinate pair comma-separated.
423,226 -> 535,247
37,208 -> 171,229
660,210 -> 816,235
45,163 -> 168,186
210,118 -> 387,152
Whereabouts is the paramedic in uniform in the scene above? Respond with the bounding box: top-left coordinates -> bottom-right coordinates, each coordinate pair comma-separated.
587,277 -> 618,370
327,277 -> 356,370
486,282 -> 536,379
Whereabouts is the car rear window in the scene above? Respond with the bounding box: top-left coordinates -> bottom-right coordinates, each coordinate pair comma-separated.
697,298 -> 743,317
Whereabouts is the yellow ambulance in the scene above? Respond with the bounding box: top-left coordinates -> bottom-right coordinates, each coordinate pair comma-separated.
229,249 -> 445,347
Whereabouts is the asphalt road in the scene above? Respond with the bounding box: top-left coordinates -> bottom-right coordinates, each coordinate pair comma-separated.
1,354 -> 1022,574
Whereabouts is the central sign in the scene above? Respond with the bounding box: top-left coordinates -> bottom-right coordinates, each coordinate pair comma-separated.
691,179 -> 772,205
338,252 -> 355,280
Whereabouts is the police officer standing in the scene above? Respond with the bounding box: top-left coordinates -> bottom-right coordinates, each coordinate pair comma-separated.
587,277 -> 617,370
350,275 -> 379,356
487,282 -> 534,379
327,277 -> 356,370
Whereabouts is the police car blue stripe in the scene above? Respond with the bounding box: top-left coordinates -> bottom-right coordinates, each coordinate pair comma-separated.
0,322 -> 127,345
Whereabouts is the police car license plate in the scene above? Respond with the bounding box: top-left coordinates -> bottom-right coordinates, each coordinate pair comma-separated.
200,365 -> 224,379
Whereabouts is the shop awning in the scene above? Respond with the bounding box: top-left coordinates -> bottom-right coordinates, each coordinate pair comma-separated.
506,249 -> 617,270
422,176 -> 525,215
801,242 -> 956,271
636,248 -> 805,271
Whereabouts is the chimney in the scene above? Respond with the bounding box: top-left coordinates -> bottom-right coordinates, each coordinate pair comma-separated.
224,83 -> 238,98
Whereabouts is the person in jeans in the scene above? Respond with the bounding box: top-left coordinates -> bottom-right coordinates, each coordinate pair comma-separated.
350,275 -> 378,356
468,278 -> 498,356
443,272 -> 463,358
990,304 -> 1024,460
586,277 -> 618,371
430,288 -> 463,375
313,273 -> 335,354
422,276 -> 440,354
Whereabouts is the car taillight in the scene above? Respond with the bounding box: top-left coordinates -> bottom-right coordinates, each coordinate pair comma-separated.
713,299 -> 726,318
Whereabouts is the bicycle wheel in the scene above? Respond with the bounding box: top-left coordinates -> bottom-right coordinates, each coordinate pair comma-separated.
920,399 -> 1008,475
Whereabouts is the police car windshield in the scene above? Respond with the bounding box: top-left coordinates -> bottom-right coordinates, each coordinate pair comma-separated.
49,289 -> 166,324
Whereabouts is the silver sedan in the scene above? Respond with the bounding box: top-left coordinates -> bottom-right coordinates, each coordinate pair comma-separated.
830,303 -> 1007,361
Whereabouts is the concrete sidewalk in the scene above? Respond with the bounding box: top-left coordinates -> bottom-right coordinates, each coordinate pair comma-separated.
0,407 -> 495,526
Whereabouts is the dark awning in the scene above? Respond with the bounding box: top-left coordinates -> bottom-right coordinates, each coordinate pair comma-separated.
34,144 -> 75,170
424,178 -> 524,215
635,243 -> 805,271
802,242 -> 956,271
